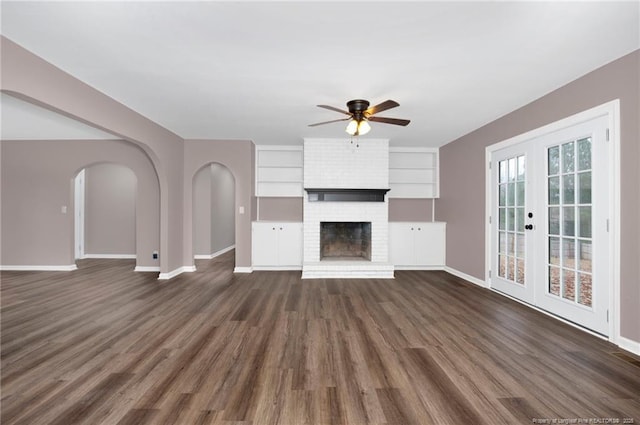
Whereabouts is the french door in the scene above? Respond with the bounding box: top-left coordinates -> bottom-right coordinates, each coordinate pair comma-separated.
490,115 -> 609,335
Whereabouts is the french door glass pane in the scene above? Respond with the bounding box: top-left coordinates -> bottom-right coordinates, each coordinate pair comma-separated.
549,266 -> 560,295
578,172 -> 591,203
549,237 -> 560,265
508,183 -> 515,206
578,273 -> 592,306
497,155 -> 525,286
499,185 -> 506,206
578,240 -> 592,272
577,138 -> 592,170
547,140 -> 593,308
563,207 -> 575,236
549,207 -> 560,235
549,176 -> 560,204
562,142 -> 575,173
563,269 -> 576,301
578,207 -> 592,238
548,146 -> 560,174
563,174 -> 575,204
517,208 -> 525,232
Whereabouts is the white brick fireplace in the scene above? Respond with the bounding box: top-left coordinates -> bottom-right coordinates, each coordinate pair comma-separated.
302,138 -> 394,278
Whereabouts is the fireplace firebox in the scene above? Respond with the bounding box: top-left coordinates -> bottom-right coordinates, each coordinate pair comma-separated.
320,222 -> 371,261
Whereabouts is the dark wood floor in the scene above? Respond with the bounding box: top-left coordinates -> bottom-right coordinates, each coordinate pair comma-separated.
2,251 -> 639,425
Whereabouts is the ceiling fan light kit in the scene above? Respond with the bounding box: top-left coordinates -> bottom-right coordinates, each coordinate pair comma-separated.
309,99 -> 410,137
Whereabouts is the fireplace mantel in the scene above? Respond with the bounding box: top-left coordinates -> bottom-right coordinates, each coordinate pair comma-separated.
305,188 -> 390,202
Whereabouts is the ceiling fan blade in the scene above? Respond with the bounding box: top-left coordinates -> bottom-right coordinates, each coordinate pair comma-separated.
365,100 -> 399,116
308,117 -> 351,127
368,116 -> 411,126
317,104 -> 351,115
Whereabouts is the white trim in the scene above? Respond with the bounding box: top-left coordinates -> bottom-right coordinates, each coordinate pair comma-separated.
194,245 -> 235,260
0,264 -> 78,271
444,266 -> 488,288
157,266 -> 195,280
74,169 -> 85,260
491,287 -> 608,341
252,266 -> 302,271
233,266 -> 254,273
395,265 -> 445,271
484,99 -> 620,343
617,336 -> 640,356
607,100 -> 622,348
389,146 -> 439,153
134,266 -> 160,272
83,254 -> 136,259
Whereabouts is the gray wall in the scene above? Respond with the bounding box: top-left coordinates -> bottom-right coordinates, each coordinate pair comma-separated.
193,166 -> 212,255
210,163 -> 235,253
437,49 -> 639,342
1,139 -> 160,268
192,163 -> 235,256
1,36 -> 184,274
85,163 -> 136,256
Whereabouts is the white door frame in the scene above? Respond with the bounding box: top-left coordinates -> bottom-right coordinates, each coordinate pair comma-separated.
74,169 -> 85,260
484,99 -> 620,344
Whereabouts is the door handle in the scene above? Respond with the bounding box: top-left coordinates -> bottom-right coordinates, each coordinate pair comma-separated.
525,224 -> 533,230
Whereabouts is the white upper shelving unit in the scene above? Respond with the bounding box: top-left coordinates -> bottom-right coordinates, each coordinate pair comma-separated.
255,145 -> 439,198
255,146 -> 303,197
388,147 -> 439,198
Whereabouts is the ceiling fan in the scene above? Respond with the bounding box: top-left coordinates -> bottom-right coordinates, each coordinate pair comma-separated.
309,99 -> 410,136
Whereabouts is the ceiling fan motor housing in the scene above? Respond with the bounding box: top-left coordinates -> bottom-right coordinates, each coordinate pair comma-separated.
347,99 -> 370,121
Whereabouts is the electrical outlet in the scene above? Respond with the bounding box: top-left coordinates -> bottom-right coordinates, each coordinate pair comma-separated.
152,251 -> 158,259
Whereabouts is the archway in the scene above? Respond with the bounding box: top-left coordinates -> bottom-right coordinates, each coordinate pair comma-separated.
74,163 -> 137,263
192,163 -> 236,268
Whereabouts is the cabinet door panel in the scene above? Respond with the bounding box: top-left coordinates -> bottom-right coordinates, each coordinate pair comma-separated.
389,223 -> 416,266
278,223 -> 303,266
252,223 -> 279,266
414,223 -> 446,266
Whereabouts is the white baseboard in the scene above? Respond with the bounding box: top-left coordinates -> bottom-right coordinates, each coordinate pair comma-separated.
0,264 -> 78,271
233,266 -> 253,273
134,266 -> 160,272
157,265 -> 196,280
617,335 -> 640,356
444,266 -> 488,288
252,266 -> 302,271
394,265 -> 445,271
83,254 -> 136,259
194,245 -> 235,260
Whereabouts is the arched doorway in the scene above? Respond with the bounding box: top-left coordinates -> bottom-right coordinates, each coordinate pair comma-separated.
192,163 -> 236,267
74,163 -> 137,263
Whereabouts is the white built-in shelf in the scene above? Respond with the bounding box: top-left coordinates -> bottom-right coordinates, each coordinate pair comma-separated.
255,145 -> 438,199
388,147 -> 439,198
255,146 -> 303,197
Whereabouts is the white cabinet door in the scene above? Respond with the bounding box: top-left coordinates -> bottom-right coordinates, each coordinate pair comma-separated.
389,223 -> 416,265
414,223 -> 446,266
252,222 -> 302,268
278,223 -> 303,266
389,222 -> 446,267
252,223 -> 279,266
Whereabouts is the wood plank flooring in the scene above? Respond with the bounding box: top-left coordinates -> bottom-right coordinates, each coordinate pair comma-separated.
2,251 -> 639,424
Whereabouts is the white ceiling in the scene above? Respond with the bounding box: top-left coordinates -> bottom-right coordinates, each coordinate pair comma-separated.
1,1 -> 638,147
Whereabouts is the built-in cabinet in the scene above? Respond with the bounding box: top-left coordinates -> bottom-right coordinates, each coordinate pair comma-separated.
252,221 -> 302,269
389,222 -> 446,268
